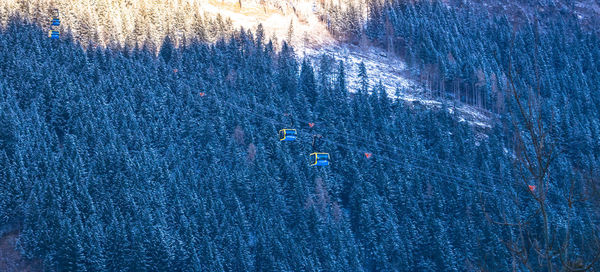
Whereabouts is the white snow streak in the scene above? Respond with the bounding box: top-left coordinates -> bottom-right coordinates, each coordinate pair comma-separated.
204,0 -> 493,129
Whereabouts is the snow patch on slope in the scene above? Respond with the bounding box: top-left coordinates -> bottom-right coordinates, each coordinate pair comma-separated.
203,0 -> 335,47
301,45 -> 412,93
300,44 -> 493,128
205,0 -> 493,129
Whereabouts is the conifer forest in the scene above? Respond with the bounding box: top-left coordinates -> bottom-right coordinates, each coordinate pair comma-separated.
0,0 -> 599,271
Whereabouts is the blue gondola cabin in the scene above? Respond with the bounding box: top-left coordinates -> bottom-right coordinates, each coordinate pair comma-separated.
48,30 -> 59,39
279,129 -> 297,141
310,153 -> 330,166
51,18 -> 60,26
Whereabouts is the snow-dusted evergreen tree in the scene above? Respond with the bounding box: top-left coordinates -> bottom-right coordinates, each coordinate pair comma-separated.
0,1 -> 599,271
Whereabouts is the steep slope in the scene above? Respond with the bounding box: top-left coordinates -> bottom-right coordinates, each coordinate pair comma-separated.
0,21 -> 525,270
0,0 -> 493,128
444,0 -> 600,30
1,1 -> 600,270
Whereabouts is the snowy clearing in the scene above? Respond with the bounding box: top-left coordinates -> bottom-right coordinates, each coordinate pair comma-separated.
200,1 -> 495,129
300,44 -> 493,129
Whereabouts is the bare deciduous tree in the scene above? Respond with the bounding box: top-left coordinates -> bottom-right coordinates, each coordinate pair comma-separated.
483,32 -> 600,271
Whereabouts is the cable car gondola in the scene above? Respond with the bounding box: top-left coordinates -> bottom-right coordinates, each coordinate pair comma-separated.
50,9 -> 60,26
48,9 -> 60,39
310,153 -> 330,166
48,30 -> 60,39
309,135 -> 329,166
279,129 -> 297,141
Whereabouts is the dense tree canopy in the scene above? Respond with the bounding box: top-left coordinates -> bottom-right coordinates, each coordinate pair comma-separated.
1,1 -> 599,269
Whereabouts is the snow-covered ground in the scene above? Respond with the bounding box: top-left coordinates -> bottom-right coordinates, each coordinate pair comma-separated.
203,0 -> 336,47
201,0 -> 494,128
300,44 -> 493,129
300,45 -> 413,94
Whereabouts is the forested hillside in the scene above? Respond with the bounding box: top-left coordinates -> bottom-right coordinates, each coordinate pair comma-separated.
1,0 -> 600,271
0,0 -> 333,49
360,1 -> 600,111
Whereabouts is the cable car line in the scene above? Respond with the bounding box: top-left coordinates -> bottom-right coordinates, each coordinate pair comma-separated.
208,91 -> 512,194
205,93 -> 510,195
317,136 -> 497,194
310,134 -> 330,166
205,85 -> 584,196
240,97 -> 509,183
278,111 -> 298,141
214,97 -> 333,166
205,87 -> 566,196
244,99 -> 507,181
232,99 -> 494,193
